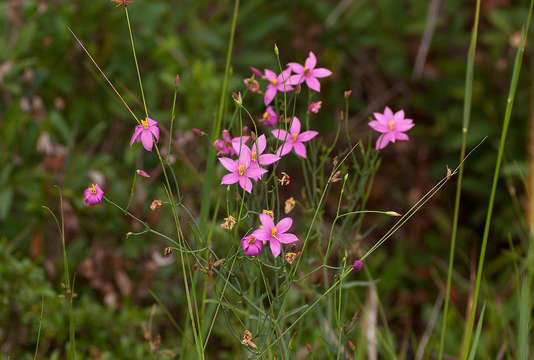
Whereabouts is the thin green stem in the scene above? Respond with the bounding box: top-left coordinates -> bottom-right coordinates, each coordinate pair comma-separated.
438,2 -> 480,357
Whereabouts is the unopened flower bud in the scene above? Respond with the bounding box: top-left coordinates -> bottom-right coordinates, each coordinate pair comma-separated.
344,90 -> 352,99
352,260 -> 364,272
174,74 -> 180,87
232,92 -> 242,106
274,43 -> 279,56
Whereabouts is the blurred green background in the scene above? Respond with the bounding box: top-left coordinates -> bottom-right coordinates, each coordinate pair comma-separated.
1,0 -> 532,358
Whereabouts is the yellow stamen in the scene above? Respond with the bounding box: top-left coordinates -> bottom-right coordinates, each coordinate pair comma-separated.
271,78 -> 278,85
141,118 -> 149,128
263,112 -> 269,119
292,133 -> 298,142
238,165 -> 244,176
388,121 -> 394,131
248,236 -> 256,244
271,227 -> 277,237
251,152 -> 257,162
90,184 -> 97,194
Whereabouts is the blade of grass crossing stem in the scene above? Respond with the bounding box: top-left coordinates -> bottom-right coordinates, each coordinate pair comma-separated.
33,297 -> 44,360
438,2 -> 481,359
466,304 -> 486,360
518,279 -> 530,360
462,4 -> 534,359
199,0 -> 239,233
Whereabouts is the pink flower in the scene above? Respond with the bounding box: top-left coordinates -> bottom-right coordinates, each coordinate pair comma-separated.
288,51 -> 332,92
308,101 -> 322,114
261,107 -> 277,127
83,184 -> 104,206
241,234 -> 263,256
352,260 -> 364,272
368,107 -> 414,150
272,117 -> 318,158
251,214 -> 298,257
233,135 -> 279,179
136,169 -> 150,178
264,68 -> 293,106
192,128 -> 205,136
130,117 -> 160,152
214,129 -> 250,156
219,146 -> 267,193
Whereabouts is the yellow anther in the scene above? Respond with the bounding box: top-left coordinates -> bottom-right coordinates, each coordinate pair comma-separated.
248,236 -> 256,244
263,112 -> 269,119
388,121 -> 395,131
90,184 -> 97,194
238,165 -> 244,176
251,152 -> 257,162
271,227 -> 277,237
271,78 -> 278,85
141,118 -> 149,128
292,133 -> 298,142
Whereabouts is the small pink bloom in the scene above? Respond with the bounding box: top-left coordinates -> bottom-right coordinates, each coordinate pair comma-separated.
136,169 -> 150,178
192,128 -> 205,136
288,51 -> 332,92
214,129 -> 250,156
251,214 -> 298,257
264,68 -> 293,106
219,146 -> 267,193
352,260 -> 364,272
368,107 -> 414,150
83,184 -> 104,206
130,117 -> 160,152
241,234 -> 263,256
272,117 -> 318,158
261,107 -> 278,127
233,135 -> 279,180
308,101 -> 322,114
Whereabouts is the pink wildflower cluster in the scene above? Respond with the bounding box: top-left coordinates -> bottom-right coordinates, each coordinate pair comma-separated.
242,213 -> 299,257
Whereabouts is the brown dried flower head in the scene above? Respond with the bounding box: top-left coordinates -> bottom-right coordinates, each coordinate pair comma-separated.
284,252 -> 300,265
110,0 -> 133,6
279,172 -> 290,186
244,77 -> 259,93
328,170 -> 342,183
284,197 -> 295,214
150,199 -> 163,211
163,247 -> 173,257
220,215 -> 236,230
262,209 -> 274,218
241,330 -> 257,349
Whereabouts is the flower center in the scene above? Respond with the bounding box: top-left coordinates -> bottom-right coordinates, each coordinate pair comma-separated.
304,66 -> 310,76
251,151 -> 257,162
248,236 -> 256,244
141,119 -> 149,128
271,227 -> 277,237
388,121 -> 395,131
263,112 -> 269,119
271,78 -> 278,85
238,165 -> 244,176
292,133 -> 298,142
90,184 -> 97,194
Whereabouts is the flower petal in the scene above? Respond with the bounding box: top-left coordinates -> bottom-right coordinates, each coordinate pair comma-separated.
297,131 -> 318,142
394,121 -> 414,132
149,126 -> 160,142
293,142 -> 307,158
141,130 -> 154,151
305,51 -> 317,69
305,77 -> 321,92
146,117 -> 158,127
368,120 -> 389,133
375,134 -> 390,150
384,106 -> 394,117
287,62 -> 304,74
289,117 -> 301,135
239,176 -> 253,193
276,143 -> 293,157
218,157 -> 237,172
270,238 -> 281,257
255,134 -> 267,154
272,129 -> 289,141
247,166 -> 268,180
264,85 -> 277,106
278,233 -> 298,244
129,125 -> 143,147
312,68 -> 332,78
258,153 -> 280,166
252,228 -> 271,242
276,217 -> 292,233
394,132 -> 409,141
259,213 -> 275,230
221,173 -> 239,185
264,69 -> 277,81
289,74 -> 305,85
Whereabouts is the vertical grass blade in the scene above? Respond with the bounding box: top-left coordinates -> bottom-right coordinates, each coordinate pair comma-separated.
438,1 -> 480,359
461,2 -> 534,358
199,0 -> 240,233
466,304 -> 486,360
518,279 -> 530,360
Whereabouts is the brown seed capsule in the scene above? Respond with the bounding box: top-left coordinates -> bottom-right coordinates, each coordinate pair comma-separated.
241,330 -> 257,349
220,216 -> 236,230
284,197 -> 295,214
328,170 -> 342,183
150,199 -> 163,211
279,172 -> 290,186
285,252 -> 298,265
110,0 -> 133,6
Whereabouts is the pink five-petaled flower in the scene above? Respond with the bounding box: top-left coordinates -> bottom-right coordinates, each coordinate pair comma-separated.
214,129 -> 250,156
308,101 -> 322,114
272,117 -> 318,158
368,106 -> 414,150
219,146 -> 267,193
241,234 -> 263,256
252,214 -> 298,257
130,117 -> 160,152
288,51 -> 332,92
261,107 -> 277,127
233,134 -> 279,180
264,68 -> 293,106
250,67 -> 265,79
84,184 -> 104,206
